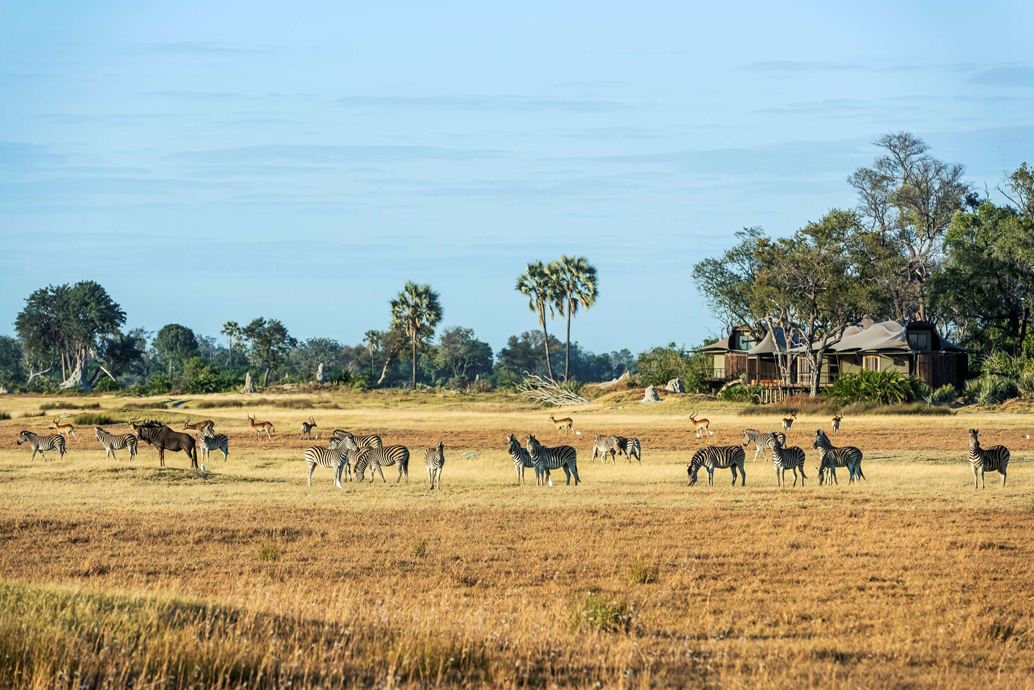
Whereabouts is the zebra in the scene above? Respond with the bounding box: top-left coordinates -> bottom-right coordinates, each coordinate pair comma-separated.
616,436 -> 642,463
331,430 -> 383,449
353,445 -> 410,483
94,426 -> 137,461
968,428 -> 1009,489
197,426 -> 229,464
742,429 -> 786,463
770,436 -> 807,487
525,434 -> 579,486
591,434 -> 621,463
506,434 -> 550,485
423,441 -> 445,490
17,430 -> 66,461
305,444 -> 352,488
687,445 -> 745,486
813,429 -> 863,485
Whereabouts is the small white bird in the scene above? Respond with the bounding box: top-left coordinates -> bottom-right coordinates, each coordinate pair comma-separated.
547,478 -> 554,487
1025,434 -> 1031,440
462,452 -> 478,459
200,464 -> 206,472
574,431 -> 582,435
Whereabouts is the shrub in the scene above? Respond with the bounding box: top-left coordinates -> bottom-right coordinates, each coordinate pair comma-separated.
824,370 -> 924,405
93,378 -> 120,393
39,402 -> 101,411
636,344 -> 703,390
468,378 -> 492,393
719,377 -> 762,403
570,592 -> 632,633
446,375 -> 470,390
73,412 -> 117,426
145,374 -> 172,396
0,411 -> 10,421
925,384 -> 958,406
975,375 -> 1019,407
1018,371 -> 1034,400
980,350 -> 1019,377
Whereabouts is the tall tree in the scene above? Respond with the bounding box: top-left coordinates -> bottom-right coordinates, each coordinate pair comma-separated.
433,326 -> 493,380
549,255 -> 598,381
847,131 -> 971,320
153,324 -> 199,379
691,227 -> 767,337
0,336 -> 25,387
242,318 -> 297,386
221,321 -> 242,365
516,261 -> 559,380
389,282 -> 443,389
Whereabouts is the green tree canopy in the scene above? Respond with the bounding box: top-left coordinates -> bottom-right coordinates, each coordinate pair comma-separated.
433,326 -> 493,381
515,261 -> 559,381
390,282 -> 443,389
242,318 -> 297,386
548,255 -> 598,381
153,324 -> 200,379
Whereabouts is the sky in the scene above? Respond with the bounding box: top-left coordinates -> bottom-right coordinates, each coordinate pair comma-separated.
2,0 -> 1033,355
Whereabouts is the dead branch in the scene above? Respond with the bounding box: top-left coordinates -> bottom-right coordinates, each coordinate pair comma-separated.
517,372 -> 592,406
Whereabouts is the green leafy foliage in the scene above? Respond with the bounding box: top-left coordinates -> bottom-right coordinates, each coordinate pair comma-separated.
636,343 -> 703,390
824,370 -> 925,405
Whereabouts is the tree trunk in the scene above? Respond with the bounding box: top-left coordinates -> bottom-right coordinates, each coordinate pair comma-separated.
541,307 -> 554,381
60,354 -> 90,390
262,365 -> 270,387
564,295 -> 572,381
809,351 -> 825,397
411,335 -> 418,389
168,359 -> 172,380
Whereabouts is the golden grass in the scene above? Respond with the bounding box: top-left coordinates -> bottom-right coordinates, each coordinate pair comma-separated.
0,392 -> 1033,688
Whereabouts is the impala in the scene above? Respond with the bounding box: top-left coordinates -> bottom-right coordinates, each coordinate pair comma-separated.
782,412 -> 797,433
548,413 -> 574,436
689,412 -> 713,438
183,418 -> 215,436
831,414 -> 843,437
248,414 -> 275,439
301,417 -> 318,439
51,416 -> 77,442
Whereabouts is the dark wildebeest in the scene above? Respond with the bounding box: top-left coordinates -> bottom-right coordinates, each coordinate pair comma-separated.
136,421 -> 198,469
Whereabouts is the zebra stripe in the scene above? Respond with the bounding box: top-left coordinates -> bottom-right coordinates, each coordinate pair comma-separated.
423,442 -> 445,490
616,437 -> 641,464
591,434 -> 620,463
525,434 -> 579,486
353,445 -> 410,483
305,445 -> 352,488
771,438 -> 807,487
331,430 -> 383,449
506,434 -> 549,485
198,427 -> 229,464
688,445 -> 745,486
742,429 -> 786,463
17,431 -> 66,461
813,429 -> 863,485
94,427 -> 137,461
969,429 -> 1009,489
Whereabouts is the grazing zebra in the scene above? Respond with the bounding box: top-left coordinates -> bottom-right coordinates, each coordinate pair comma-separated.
687,445 -> 745,486
423,441 -> 445,490
94,426 -> 137,461
353,445 -> 410,483
331,430 -> 383,449
506,434 -> 550,485
813,429 -> 863,485
304,444 -> 352,488
197,426 -> 229,463
591,434 -> 621,463
301,417 -> 318,440
616,436 -> 642,463
17,431 -> 66,461
741,429 -> 786,463
525,434 -> 579,486
770,437 -> 807,487
968,428 -> 1009,489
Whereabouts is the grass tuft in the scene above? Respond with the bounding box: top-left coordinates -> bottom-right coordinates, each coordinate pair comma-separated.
39,401 -> 101,411
570,591 -> 632,633
626,554 -> 658,585
257,537 -> 280,562
0,411 -> 9,421
411,538 -> 428,559
73,412 -> 117,426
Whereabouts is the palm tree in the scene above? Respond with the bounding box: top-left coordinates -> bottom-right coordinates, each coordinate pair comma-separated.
221,321 -> 241,365
516,261 -> 559,380
549,255 -> 598,381
390,282 -> 443,390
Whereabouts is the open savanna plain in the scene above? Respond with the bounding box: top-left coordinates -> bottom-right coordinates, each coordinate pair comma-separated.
1,391 -> 1033,689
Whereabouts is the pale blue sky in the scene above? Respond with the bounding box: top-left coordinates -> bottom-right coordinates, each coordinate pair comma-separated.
2,1 -> 1033,353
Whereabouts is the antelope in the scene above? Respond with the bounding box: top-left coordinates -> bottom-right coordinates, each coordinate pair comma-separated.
548,413 -> 574,436
689,412 -> 713,438
301,417 -> 318,439
248,414 -> 275,439
183,418 -> 215,437
831,414 -> 843,437
51,416 -> 77,442
782,411 -> 797,433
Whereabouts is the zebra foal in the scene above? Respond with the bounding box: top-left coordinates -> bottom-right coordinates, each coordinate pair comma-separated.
813,429 -> 863,485
771,437 -> 807,487
353,445 -> 410,483
17,431 -> 66,461
525,434 -> 579,486
687,445 -> 745,486
742,429 -> 786,463
94,426 -> 137,461
968,429 -> 1009,489
423,442 -> 445,490
198,426 -> 230,464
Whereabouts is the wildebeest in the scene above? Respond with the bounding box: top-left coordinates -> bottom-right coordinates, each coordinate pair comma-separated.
135,421 -> 198,469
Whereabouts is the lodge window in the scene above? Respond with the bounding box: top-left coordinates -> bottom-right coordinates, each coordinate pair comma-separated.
863,355 -> 880,372
907,331 -> 931,350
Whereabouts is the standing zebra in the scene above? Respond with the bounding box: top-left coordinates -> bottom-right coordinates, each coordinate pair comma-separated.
506,434 -> 550,485
353,445 -> 410,483
687,445 -> 745,486
525,434 -> 579,486
591,434 -> 621,463
968,428 -> 1009,489
616,436 -> 642,463
17,430 -> 66,461
94,426 -> 137,461
770,436 -> 807,487
332,430 -> 383,449
813,429 -> 863,485
423,441 -> 445,490
741,429 -> 786,463
304,444 -> 352,488
198,426 -> 230,464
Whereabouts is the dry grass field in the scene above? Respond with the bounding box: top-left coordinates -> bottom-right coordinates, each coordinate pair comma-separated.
1,391 -> 1033,689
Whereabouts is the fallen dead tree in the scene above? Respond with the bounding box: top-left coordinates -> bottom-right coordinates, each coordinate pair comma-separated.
517,372 -> 592,406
